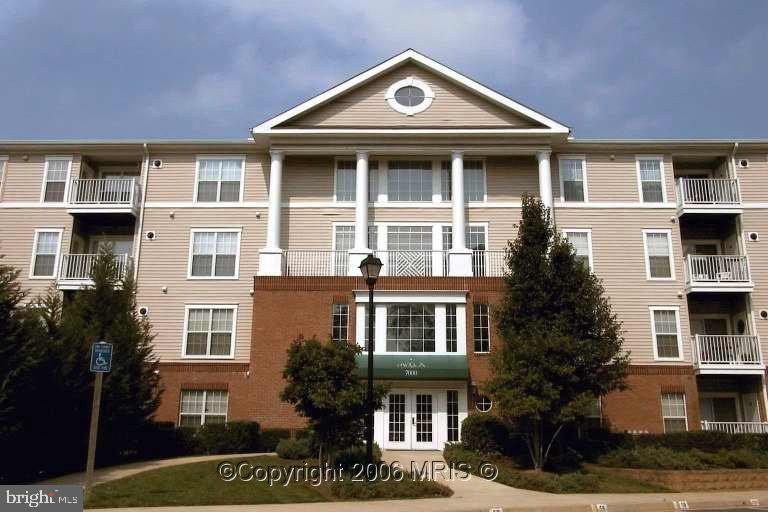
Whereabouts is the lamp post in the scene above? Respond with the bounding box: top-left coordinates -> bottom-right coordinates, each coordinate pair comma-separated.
358,254 -> 383,464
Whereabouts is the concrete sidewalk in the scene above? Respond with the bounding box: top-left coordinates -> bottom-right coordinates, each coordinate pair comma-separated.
40,452 -> 273,487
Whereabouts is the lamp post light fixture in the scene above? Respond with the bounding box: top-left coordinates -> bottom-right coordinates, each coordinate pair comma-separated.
358,254 -> 383,464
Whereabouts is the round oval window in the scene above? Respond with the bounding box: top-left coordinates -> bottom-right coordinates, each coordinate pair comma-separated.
394,86 -> 425,107
475,395 -> 492,412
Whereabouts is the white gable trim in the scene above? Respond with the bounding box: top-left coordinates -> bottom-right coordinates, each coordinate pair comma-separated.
252,49 -> 570,134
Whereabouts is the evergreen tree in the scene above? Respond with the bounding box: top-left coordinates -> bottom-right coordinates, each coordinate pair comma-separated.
281,336 -> 386,463
485,195 -> 629,470
57,251 -> 161,463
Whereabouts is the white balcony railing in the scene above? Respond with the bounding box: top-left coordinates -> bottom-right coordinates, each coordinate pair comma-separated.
701,421 -> 768,434
280,249 -> 507,277
692,334 -> 763,367
677,178 -> 741,206
59,254 -> 132,282
69,178 -> 140,209
685,254 -> 751,285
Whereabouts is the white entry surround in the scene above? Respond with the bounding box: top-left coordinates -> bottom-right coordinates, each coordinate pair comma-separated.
374,383 -> 468,450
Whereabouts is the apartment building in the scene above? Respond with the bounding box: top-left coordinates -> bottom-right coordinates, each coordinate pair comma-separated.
1,49 -> 767,450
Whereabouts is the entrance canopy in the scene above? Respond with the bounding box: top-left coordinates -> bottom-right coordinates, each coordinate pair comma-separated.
354,354 -> 468,380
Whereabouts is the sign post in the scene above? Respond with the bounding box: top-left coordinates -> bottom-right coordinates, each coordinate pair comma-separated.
85,341 -> 113,493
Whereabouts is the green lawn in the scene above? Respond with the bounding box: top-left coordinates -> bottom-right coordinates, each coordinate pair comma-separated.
85,456 -> 450,509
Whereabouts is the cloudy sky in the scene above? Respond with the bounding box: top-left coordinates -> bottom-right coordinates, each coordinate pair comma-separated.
2,0 -> 766,139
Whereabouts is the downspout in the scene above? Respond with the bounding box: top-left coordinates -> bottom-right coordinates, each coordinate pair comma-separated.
729,142 -> 739,178
133,143 -> 150,284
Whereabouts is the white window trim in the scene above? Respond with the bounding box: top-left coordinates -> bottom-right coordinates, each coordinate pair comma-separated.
193,155 -> 246,204
186,228 -> 242,280
333,157 -> 355,204
562,228 -> 594,271
558,155 -> 589,203
181,304 -> 238,359
29,228 -> 64,279
178,389 -> 229,426
649,305 -> 684,362
444,157 -> 487,204
642,229 -> 676,281
333,221 -> 489,253
661,392 -> 689,432
636,155 -> 667,204
473,302 -> 491,354
39,156 -> 73,203
384,76 -> 435,116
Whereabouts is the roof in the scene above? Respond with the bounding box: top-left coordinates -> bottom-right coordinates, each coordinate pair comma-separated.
250,48 -> 571,135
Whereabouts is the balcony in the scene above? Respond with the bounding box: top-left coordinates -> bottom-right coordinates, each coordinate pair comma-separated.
57,253 -> 133,290
676,177 -> 742,215
281,249 -> 506,277
692,334 -> 764,374
684,254 -> 753,293
67,178 -> 141,216
701,421 -> 768,434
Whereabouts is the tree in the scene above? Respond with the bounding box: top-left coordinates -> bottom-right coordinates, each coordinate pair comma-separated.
484,195 -> 629,471
57,251 -> 161,463
281,336 -> 386,463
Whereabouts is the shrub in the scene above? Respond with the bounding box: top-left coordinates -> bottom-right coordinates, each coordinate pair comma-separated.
626,431 -> 768,453
460,414 -> 510,455
194,421 -> 261,455
330,476 -> 452,499
276,437 -> 313,460
335,443 -> 382,469
598,447 -> 708,470
259,428 -> 292,452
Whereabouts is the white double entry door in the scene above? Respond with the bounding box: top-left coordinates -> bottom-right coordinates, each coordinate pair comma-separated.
380,388 -> 467,451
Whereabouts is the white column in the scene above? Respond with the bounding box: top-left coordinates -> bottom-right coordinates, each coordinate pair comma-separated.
348,151 -> 372,275
537,150 -> 553,213
258,150 -> 284,276
448,150 -> 472,276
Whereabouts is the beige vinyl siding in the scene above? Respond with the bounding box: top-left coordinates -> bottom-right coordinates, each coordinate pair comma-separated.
555,208 -> 690,363
741,209 -> 768,357
734,154 -> 768,203
486,156 -> 538,202
0,209 -> 73,297
281,208 -> 354,248
283,63 -> 541,129
144,153 -> 269,203
283,156 -> 334,203
0,154 -> 81,202
135,208 -> 265,362
552,154 -> 676,203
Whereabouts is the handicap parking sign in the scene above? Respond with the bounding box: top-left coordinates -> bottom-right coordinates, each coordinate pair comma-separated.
90,341 -> 113,373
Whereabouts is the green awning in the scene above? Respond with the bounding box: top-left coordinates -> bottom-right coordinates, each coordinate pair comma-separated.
355,354 -> 468,380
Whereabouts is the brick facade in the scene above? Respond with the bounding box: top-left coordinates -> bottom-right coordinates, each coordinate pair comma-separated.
154,275 -> 710,435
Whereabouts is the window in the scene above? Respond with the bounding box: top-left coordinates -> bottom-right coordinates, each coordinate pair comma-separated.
563,230 -> 593,270
643,230 -> 674,280
559,157 -> 587,202
183,306 -> 237,357
650,307 -> 682,360
42,157 -> 71,202
334,160 -> 379,202
179,390 -> 228,427
475,394 -> 492,412
473,303 -> 490,353
30,230 -> 62,278
446,304 -> 457,353
447,390 -> 459,442
332,304 -> 349,342
385,77 -> 434,115
661,392 -> 688,432
334,225 -> 355,275
585,398 -> 602,430
363,304 -> 375,351
195,157 -> 244,202
387,161 -> 432,201
637,157 -> 665,203
386,304 -> 435,352
189,230 -> 240,278
440,160 -> 485,202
